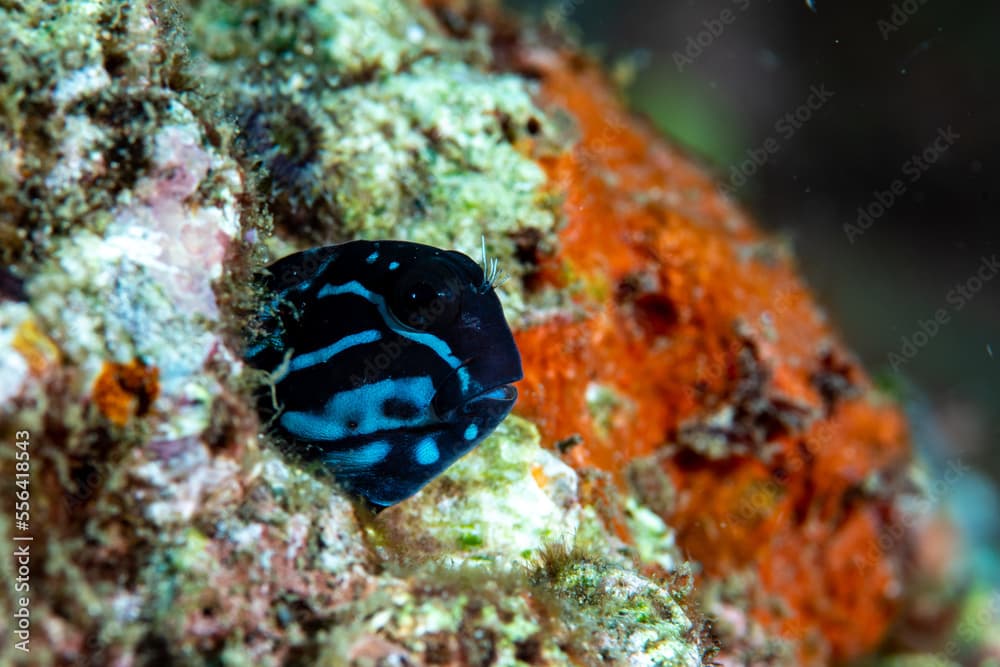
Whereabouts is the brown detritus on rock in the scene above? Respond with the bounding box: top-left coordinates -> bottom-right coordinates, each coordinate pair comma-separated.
627,454 -> 677,518
810,345 -> 862,414
676,345 -> 817,460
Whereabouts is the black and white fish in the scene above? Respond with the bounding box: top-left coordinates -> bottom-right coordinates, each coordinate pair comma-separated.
244,240 -> 523,508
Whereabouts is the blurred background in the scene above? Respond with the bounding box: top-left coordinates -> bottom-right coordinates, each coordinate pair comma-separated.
509,0 -> 999,585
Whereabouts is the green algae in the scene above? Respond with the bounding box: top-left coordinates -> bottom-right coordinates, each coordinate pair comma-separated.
181,0 -> 566,323
626,496 -> 684,574
360,414 -> 712,663
320,545 -> 709,667
0,0 -> 715,664
876,659 -> 960,667
0,0 -> 202,266
374,415 -> 582,563
586,382 -> 636,440
320,578 -> 565,665
527,543 -> 709,666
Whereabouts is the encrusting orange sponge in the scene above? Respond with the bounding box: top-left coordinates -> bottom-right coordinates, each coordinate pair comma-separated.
439,7 -> 915,662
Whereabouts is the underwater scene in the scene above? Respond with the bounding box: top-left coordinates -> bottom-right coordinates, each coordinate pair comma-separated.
0,0 -> 997,665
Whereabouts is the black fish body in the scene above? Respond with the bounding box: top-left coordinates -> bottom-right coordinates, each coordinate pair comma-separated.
245,240 -> 523,508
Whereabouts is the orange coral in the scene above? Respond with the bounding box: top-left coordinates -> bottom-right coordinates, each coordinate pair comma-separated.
438,13 -> 914,663
92,360 -> 160,426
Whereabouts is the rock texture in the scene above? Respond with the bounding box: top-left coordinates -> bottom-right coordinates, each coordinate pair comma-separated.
0,0 -> 942,665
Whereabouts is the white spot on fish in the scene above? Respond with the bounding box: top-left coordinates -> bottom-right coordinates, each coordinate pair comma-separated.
324,440 -> 391,470
414,437 -> 440,465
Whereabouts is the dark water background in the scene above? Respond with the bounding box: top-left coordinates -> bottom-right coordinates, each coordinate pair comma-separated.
509,0 -> 1000,583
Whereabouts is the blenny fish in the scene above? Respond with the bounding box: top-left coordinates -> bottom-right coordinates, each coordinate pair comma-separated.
244,240 -> 523,508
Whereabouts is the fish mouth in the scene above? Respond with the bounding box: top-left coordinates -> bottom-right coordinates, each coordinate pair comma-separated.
459,383 -> 518,412
430,358 -> 520,419
432,380 -> 519,420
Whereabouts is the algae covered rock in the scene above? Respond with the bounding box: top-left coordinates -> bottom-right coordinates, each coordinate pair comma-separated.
0,0 -> 931,664
377,416 -> 581,561
0,0 -> 712,664
185,0 -> 564,322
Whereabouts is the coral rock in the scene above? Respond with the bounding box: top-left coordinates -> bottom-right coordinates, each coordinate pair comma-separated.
0,0 -> 925,664
471,11 -> 916,663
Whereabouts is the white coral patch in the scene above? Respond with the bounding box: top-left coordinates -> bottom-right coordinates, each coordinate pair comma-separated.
31,108 -> 244,442
52,64 -> 111,106
0,304 -> 33,410
132,438 -> 242,525
44,115 -> 108,191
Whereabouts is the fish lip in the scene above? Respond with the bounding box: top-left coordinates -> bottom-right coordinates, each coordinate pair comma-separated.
464,382 -> 518,407
429,350 -> 522,417
431,380 -> 519,420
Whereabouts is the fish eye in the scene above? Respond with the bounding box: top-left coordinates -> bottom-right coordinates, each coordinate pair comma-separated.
388,261 -> 461,331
